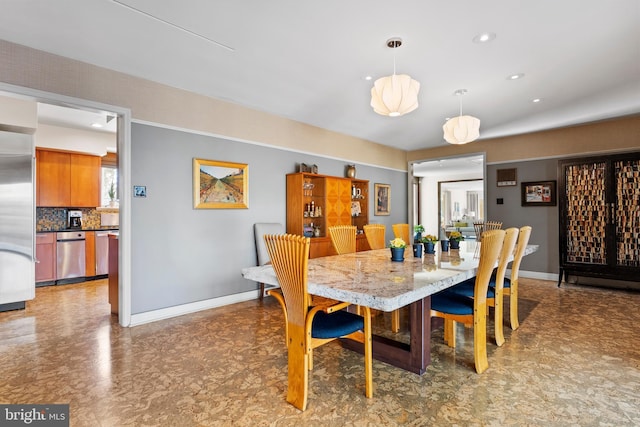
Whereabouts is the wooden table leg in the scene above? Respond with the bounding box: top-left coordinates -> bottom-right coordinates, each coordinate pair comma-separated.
341,296 -> 431,375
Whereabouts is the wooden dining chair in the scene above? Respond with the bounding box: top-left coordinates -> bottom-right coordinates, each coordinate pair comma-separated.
445,227 -> 519,346
392,223 -> 410,244
328,225 -> 357,254
502,226 -> 532,330
264,233 -> 372,411
363,224 -> 386,250
430,229 -> 505,374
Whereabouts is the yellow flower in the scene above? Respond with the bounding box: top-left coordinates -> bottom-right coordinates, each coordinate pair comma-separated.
389,238 -> 407,248
449,231 -> 464,241
422,234 -> 438,243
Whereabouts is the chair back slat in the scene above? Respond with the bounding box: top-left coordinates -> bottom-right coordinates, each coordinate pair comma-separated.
363,224 -> 386,250
473,229 -> 506,305
494,228 -> 519,291
392,223 -> 410,244
511,226 -> 532,282
328,225 -> 357,254
264,234 -> 310,327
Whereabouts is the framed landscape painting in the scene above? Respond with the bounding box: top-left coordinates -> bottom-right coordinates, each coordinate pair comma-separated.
193,158 -> 248,209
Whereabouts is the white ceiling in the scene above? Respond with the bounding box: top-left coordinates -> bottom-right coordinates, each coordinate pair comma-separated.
1,0 -> 639,152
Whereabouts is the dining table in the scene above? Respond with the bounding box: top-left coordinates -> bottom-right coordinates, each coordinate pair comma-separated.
242,240 -> 539,374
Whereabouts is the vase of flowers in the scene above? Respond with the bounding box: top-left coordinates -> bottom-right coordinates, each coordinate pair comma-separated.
448,231 -> 464,249
413,224 -> 425,243
421,234 -> 438,254
389,237 -> 407,262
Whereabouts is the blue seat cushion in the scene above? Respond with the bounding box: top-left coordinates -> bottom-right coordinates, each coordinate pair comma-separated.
431,291 -> 474,316
487,273 -> 511,289
311,310 -> 364,339
446,278 -> 495,298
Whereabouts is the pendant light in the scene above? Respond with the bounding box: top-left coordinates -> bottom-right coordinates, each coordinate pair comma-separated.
370,38 -> 420,117
443,89 -> 481,144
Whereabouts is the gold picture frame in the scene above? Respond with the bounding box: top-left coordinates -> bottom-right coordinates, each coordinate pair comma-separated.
374,183 -> 391,216
193,158 -> 248,209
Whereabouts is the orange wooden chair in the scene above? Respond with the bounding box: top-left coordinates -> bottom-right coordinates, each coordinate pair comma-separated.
502,226 -> 532,330
328,225 -> 357,254
264,234 -> 372,411
445,227 -> 519,346
430,229 -> 505,373
392,223 -> 410,244
363,224 -> 386,250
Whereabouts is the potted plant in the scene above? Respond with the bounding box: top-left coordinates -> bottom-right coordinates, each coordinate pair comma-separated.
421,234 -> 438,254
108,181 -> 117,207
448,231 -> 464,249
388,237 -> 407,262
413,224 -> 425,243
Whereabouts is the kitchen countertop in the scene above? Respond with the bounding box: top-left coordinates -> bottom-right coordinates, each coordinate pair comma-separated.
36,228 -> 120,233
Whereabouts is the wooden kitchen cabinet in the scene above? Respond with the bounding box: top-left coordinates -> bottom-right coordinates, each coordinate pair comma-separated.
37,149 -> 70,207
35,233 -> 56,283
36,149 -> 101,207
286,172 -> 369,258
85,231 -> 96,277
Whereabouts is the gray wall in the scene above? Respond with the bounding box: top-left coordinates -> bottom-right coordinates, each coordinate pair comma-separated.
130,123 -> 407,314
487,159 -> 559,275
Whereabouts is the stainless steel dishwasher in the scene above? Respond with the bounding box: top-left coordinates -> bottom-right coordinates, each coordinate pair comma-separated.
95,231 -> 110,276
56,231 -> 86,281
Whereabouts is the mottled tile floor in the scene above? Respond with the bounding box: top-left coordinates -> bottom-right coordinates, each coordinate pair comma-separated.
1,278 -> 639,426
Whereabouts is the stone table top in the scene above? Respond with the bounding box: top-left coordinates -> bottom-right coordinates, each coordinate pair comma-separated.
242,241 -> 539,312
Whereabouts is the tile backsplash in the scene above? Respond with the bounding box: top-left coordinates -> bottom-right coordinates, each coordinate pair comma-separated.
36,207 -> 119,231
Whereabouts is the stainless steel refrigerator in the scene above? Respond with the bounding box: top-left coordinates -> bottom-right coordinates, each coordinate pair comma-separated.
0,130 -> 35,311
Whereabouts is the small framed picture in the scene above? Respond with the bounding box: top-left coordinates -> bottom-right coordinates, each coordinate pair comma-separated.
133,185 -> 147,198
521,180 -> 556,206
374,183 -> 391,216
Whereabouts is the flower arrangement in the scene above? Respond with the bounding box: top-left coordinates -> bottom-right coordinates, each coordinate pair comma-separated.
413,224 -> 425,234
389,237 -> 408,249
421,234 -> 439,243
448,231 -> 464,242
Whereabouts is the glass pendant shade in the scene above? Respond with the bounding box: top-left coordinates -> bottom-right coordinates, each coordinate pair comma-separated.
370,74 -> 420,117
442,115 -> 481,145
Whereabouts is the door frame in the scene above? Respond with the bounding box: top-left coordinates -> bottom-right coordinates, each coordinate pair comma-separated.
0,82 -> 133,327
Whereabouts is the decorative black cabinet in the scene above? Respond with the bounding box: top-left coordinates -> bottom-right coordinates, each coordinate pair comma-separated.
558,153 -> 640,285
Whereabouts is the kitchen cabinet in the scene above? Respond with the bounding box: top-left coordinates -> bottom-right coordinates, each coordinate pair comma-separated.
85,231 -> 96,277
35,233 -> 56,283
286,172 -> 369,258
558,152 -> 640,284
36,149 -> 101,207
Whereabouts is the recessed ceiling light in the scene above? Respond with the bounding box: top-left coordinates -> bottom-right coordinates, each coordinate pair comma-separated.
508,73 -> 524,80
472,32 -> 496,43
364,75 -> 372,81
532,98 -> 542,103
90,123 -> 103,128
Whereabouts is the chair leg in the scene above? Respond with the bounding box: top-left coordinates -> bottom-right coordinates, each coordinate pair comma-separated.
361,306 -> 373,399
286,326 -> 309,411
391,309 -> 400,333
259,282 -> 265,300
444,319 -> 456,348
491,295 -> 505,347
510,280 -> 520,330
473,305 -> 489,374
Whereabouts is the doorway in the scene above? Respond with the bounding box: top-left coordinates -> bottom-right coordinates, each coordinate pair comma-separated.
411,154 -> 484,239
0,84 -> 132,326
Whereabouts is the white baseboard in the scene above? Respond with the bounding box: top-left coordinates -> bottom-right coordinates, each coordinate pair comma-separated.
514,269 -> 558,281
129,289 -> 260,327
